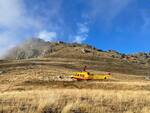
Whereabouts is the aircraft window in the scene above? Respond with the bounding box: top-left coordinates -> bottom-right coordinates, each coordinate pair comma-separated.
81,74 -> 84,77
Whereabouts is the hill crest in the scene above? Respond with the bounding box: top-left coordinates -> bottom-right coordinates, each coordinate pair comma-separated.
4,38 -> 150,65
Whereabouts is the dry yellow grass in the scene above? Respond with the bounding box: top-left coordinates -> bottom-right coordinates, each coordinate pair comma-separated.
0,89 -> 150,113
0,58 -> 150,113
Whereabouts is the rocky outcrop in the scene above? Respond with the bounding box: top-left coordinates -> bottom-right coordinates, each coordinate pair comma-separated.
5,38 -> 52,59
3,38 -> 150,65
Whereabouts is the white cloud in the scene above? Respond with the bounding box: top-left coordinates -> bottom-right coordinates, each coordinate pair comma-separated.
0,0 -> 41,29
74,23 -> 89,43
86,0 -> 132,24
38,30 -> 57,42
0,0 -> 42,57
78,23 -> 89,34
0,32 -> 13,46
0,31 -> 18,57
73,0 -> 132,43
74,36 -> 86,44
0,0 -> 23,28
141,11 -> 150,33
0,0 -> 24,56
0,0 -> 135,57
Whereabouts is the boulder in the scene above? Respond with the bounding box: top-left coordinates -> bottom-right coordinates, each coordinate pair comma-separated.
0,70 -> 4,74
81,48 -> 91,53
145,76 -> 150,80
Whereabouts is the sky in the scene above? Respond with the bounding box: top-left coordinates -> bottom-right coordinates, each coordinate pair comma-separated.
0,0 -> 150,56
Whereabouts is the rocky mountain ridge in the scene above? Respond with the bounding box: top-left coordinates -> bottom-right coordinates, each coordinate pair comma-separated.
4,38 -> 150,65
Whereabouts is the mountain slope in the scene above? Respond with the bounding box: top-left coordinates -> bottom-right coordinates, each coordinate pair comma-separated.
4,38 -> 150,64
4,38 -> 125,60
2,38 -> 150,76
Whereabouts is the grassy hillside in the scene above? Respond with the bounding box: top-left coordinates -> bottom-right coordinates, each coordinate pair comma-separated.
1,39 -> 150,113
1,89 -> 150,113
0,58 -> 150,113
3,38 -> 150,76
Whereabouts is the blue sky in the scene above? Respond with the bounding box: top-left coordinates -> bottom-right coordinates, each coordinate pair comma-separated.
0,0 -> 150,56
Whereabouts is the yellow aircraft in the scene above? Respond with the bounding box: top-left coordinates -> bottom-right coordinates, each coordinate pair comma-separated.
71,66 -> 111,81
